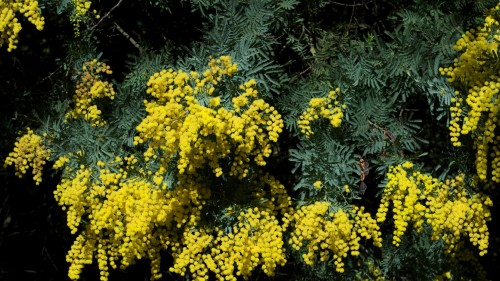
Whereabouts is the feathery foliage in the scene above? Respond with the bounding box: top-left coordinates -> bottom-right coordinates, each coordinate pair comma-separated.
1,0 -> 499,280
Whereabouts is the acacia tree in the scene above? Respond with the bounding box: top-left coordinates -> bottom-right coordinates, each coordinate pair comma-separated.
1,0 -> 498,280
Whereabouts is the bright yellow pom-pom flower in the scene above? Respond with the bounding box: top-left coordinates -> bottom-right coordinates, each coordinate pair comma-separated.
298,88 -> 346,137
0,0 -> 44,51
377,162 -> 492,255
4,128 -> 50,185
440,3 -> 500,184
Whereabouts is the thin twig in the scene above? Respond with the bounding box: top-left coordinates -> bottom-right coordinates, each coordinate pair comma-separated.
114,23 -> 143,53
91,0 -> 124,30
329,0 -> 374,7
289,66 -> 311,83
42,246 -> 59,272
349,0 -> 356,26
39,65 -> 63,84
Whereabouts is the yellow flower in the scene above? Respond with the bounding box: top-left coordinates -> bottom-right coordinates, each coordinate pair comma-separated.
440,3 -> 500,184
0,0 -> 45,51
287,202 -> 381,272
377,162 -> 492,254
53,156 -> 70,169
313,181 -> 322,189
135,56 -> 283,179
4,128 -> 50,185
66,60 -> 116,126
209,97 -> 221,107
298,88 -> 346,137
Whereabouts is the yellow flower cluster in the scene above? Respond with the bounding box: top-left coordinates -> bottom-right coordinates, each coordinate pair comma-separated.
134,56 -> 283,179
53,155 -> 70,169
72,0 -> 91,17
170,208 -> 286,281
439,4 -> 500,183
287,201 -> 382,273
54,158 -> 211,281
170,228 -> 214,280
376,162 -> 493,255
54,166 -> 92,234
440,4 -> 500,85
4,128 -> 50,185
0,0 -> 44,51
66,59 -> 116,126
210,208 -> 286,280
313,180 -> 322,189
69,0 -> 99,35
36,56 -> 286,281
165,171 -> 291,281
297,88 -> 346,137
376,162 -> 426,246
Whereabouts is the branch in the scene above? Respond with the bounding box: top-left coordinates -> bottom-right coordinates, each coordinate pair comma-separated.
91,0 -> 124,30
289,66 -> 311,83
114,23 -> 143,53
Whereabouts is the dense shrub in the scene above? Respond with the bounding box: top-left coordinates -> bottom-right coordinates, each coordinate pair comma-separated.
1,0 -> 498,280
